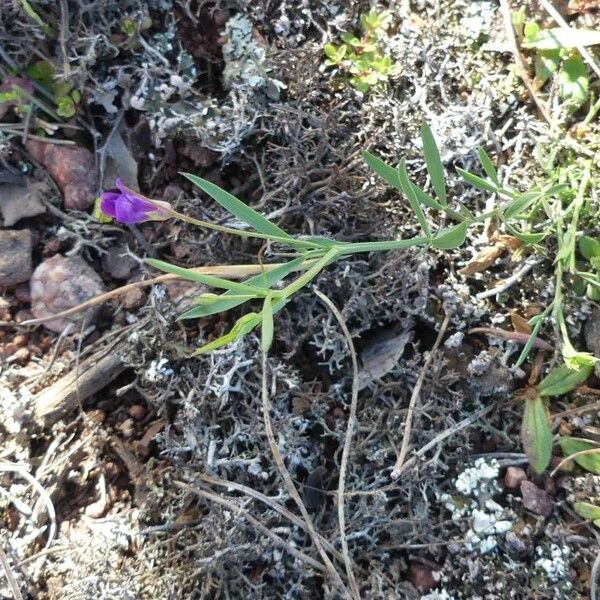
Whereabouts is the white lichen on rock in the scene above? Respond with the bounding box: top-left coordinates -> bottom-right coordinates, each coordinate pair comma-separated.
534,544 -> 571,583
440,459 -> 514,555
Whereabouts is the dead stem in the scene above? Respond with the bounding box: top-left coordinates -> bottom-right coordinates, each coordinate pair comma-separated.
174,482 -> 328,574
498,0 -> 552,125
260,351 -> 353,599
315,290 -> 361,600
391,314 -> 449,479
0,547 -> 23,600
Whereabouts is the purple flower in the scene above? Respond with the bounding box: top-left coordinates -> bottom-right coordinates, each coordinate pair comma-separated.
100,179 -> 171,224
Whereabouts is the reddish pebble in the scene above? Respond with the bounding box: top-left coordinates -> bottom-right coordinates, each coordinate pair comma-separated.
504,466 -> 528,489
128,404 -> 147,420
520,481 -> 554,517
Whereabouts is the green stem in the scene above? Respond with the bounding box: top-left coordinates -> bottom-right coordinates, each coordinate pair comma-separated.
338,236 -> 430,254
566,161 -> 592,273
281,248 -> 340,298
167,210 -> 325,251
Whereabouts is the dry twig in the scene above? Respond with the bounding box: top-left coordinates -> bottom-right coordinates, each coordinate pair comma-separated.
315,290 -> 360,600
499,0 -> 552,124
391,315 -> 450,479
260,352 -> 353,598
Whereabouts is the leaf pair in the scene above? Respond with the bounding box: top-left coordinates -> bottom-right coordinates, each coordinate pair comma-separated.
521,363 -> 593,474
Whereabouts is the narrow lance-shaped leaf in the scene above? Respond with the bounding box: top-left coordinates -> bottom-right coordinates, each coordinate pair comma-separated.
261,295 -> 274,352
477,148 -> 499,186
504,222 -> 546,246
521,394 -> 553,474
430,222 -> 468,250
179,255 -> 309,319
194,312 -> 262,355
537,363 -> 592,397
146,258 -> 266,296
182,173 -> 293,240
503,191 -> 542,219
362,150 -> 403,192
559,437 -> 600,475
397,158 -> 431,238
420,123 -> 446,205
456,167 -> 498,193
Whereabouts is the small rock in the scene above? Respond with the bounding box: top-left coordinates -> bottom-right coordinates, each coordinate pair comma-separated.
407,563 -> 438,592
122,286 -> 146,310
128,404 -> 146,420
26,140 -> 95,210
0,181 -> 46,226
102,246 -> 137,280
0,229 -> 32,286
504,466 -> 528,489
30,254 -> 106,333
520,480 -> 554,517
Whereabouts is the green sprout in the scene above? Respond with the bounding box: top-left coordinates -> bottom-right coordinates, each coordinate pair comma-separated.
323,8 -> 399,93
518,15 -> 600,110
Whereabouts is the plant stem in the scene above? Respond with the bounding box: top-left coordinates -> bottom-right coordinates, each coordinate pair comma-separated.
281,248 -> 339,298
168,209 -> 325,251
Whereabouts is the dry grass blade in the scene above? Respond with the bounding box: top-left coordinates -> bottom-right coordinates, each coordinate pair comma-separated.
315,290 -> 361,600
175,482 -> 327,574
498,0 -> 552,124
0,547 -> 24,600
260,352 -> 353,599
391,315 -> 450,479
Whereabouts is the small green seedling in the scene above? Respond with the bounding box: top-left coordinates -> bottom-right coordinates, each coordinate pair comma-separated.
323,8 -> 399,93
519,17 -> 600,109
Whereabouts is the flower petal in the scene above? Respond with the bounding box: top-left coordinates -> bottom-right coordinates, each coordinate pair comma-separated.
100,192 -> 120,218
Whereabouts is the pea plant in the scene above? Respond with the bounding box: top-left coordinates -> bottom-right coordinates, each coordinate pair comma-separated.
100,123 -> 597,474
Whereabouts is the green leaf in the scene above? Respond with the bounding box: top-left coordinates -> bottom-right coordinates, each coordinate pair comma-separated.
363,151 -> 402,191
145,258 -> 265,296
537,363 -> 593,397
574,502 -> 600,525
261,295 -> 274,352
559,437 -> 600,474
430,222 -> 468,249
456,167 -> 498,193
522,27 -> 600,50
323,43 -> 338,60
559,55 -> 589,106
194,312 -> 262,354
56,96 -> 76,118
182,173 -> 293,240
580,235 -> 600,260
503,191 -> 542,219
477,148 -> 499,186
398,159 -> 430,238
521,395 -> 553,474
504,222 -> 546,245
410,183 -> 443,211
534,49 -> 561,86
515,313 -> 546,368
420,123 -> 446,205
179,256 -> 308,319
